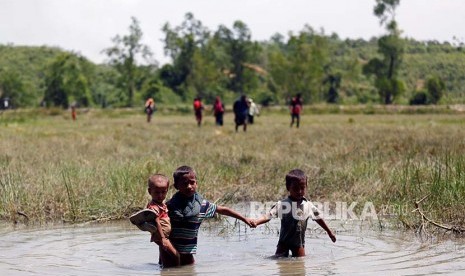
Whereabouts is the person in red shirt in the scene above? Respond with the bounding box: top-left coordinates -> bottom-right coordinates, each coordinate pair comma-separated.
290,93 -> 303,128
212,96 -> 225,126
193,97 -> 204,127
146,174 -> 180,267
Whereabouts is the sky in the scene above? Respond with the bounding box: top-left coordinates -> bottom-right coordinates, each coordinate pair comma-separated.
1,0 -> 464,65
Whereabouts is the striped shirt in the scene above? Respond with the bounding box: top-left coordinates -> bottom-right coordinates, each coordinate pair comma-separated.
168,196 -> 217,254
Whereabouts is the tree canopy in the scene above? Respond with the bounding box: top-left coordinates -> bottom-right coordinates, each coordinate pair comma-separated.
1,8 -> 464,108
102,17 -> 154,107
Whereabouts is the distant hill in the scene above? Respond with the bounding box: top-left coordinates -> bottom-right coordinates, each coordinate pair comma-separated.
1,38 -> 464,107
401,41 -> 465,99
329,37 -> 465,103
0,45 -> 72,105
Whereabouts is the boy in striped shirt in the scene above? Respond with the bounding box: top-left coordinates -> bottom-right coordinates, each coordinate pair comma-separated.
163,165 -> 254,266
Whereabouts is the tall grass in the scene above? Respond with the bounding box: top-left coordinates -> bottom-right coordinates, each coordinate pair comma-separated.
386,152 -> 465,226
0,108 -> 464,228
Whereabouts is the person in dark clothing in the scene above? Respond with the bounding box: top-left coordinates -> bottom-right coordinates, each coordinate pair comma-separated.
233,95 -> 249,132
252,169 -> 336,257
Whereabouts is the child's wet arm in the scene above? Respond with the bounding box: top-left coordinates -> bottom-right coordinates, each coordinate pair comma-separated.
216,205 -> 249,223
315,218 -> 330,232
315,218 -> 336,242
154,216 -> 165,240
254,215 -> 271,226
216,205 -> 244,219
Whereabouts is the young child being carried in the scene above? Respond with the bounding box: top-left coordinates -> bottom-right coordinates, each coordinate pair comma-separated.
252,169 -> 336,257
163,165 -> 254,266
130,174 -> 180,266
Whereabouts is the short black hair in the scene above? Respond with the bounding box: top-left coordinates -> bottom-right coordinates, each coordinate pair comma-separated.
285,169 -> 307,190
173,165 -> 195,189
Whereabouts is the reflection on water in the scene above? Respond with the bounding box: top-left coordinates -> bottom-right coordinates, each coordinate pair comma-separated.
0,219 -> 464,275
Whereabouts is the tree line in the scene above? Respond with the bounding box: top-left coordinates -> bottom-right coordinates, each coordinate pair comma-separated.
1,1 -> 464,109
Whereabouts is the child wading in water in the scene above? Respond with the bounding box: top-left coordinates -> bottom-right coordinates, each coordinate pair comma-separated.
252,169 -> 336,257
145,174 -> 180,266
162,165 -> 254,266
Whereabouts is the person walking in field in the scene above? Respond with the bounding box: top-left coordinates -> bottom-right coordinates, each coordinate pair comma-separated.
290,93 -> 303,128
247,98 -> 259,124
213,96 -> 225,126
193,97 -> 204,127
145,98 -> 155,123
71,104 -> 77,121
251,169 -> 336,257
233,95 -> 249,132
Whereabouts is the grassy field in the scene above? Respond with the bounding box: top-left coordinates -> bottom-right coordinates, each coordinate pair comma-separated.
1,107 -> 464,232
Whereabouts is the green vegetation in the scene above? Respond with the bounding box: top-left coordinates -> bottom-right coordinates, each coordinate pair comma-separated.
363,0 -> 405,105
1,7 -> 465,109
102,17 -> 153,107
0,109 -> 464,231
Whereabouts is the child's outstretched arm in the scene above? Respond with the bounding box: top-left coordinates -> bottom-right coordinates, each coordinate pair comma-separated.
315,218 -> 336,242
216,205 -> 254,227
252,215 -> 271,228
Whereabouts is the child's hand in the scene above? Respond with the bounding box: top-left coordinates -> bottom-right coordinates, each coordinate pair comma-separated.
244,218 -> 256,228
328,231 -> 336,243
161,237 -> 170,249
